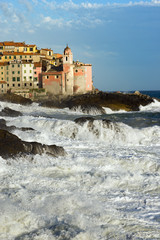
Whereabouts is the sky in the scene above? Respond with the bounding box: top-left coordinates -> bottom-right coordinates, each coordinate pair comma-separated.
0,0 -> 160,91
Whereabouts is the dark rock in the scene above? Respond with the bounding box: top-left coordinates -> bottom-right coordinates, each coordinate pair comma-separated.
61,92 -> 154,112
0,107 -> 23,117
0,93 -> 32,105
15,221 -> 82,240
0,119 -> 34,132
20,127 -> 34,131
0,129 -> 66,159
70,104 -> 105,114
74,117 -> 95,125
0,119 -> 16,131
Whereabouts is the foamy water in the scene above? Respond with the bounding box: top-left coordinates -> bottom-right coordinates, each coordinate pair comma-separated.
0,100 -> 160,239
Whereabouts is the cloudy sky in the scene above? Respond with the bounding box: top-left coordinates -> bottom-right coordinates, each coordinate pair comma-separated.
0,0 -> 160,91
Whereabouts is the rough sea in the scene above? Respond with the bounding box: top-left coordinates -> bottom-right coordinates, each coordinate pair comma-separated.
0,91 -> 160,240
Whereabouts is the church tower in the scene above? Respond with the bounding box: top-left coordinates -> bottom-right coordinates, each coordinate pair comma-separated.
63,45 -> 74,95
63,45 -> 73,64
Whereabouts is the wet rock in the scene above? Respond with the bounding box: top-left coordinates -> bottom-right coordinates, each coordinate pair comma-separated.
0,107 -> 23,117
0,129 -> 66,159
74,116 -> 95,125
0,119 -> 34,132
15,221 -> 82,240
0,93 -> 32,105
0,119 -> 16,131
70,104 -> 106,114
61,91 -> 154,111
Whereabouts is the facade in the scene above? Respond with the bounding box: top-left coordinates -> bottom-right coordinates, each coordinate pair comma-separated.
42,46 -> 93,95
0,81 -> 7,93
0,41 -> 93,97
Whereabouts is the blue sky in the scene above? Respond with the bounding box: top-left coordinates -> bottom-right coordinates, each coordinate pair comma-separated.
0,0 -> 160,91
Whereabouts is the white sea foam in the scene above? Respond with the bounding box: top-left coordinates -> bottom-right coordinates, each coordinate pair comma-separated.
140,99 -> 160,112
0,100 -> 160,239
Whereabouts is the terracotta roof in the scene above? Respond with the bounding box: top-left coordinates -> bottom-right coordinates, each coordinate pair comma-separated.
34,62 -> 42,67
0,62 -> 8,66
0,81 -> 7,84
55,53 -> 62,58
3,41 -> 15,46
14,42 -> 26,47
41,48 -> 52,51
2,52 -> 41,56
25,44 -> 36,47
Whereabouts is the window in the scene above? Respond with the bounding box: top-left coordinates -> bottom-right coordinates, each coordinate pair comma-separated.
12,71 -> 15,74
34,71 -> 37,74
14,56 -> 16,59
12,77 -> 16,81
7,72 -> 9,75
1,72 -> 3,75
30,83 -> 32,86
1,67 -> 3,69
6,66 -> 8,70
12,84 -> 15,87
30,48 -> 33,51
24,64 -> 26,67
24,70 -> 26,73
5,56 -> 7,59
1,84 -> 3,88
30,64 -> 32,67
0,57 -> 1,60
1,78 -> 3,80
9,56 -> 11,59
25,56 -> 27,58
18,71 -> 20,74
24,83 -> 27,86
66,56 -> 68,61
12,64 -> 14,68
24,76 -> 26,81
29,76 -> 32,80
30,70 -> 32,73
7,84 -> 9,87
20,56 -> 22,59
7,77 -> 9,81
18,64 -> 20,67
47,76 -> 49,79
17,77 -> 20,81
30,56 -> 32,58
18,84 -> 20,87
34,77 -> 37,82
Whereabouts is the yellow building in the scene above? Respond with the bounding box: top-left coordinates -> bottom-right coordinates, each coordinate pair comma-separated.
0,41 -> 38,54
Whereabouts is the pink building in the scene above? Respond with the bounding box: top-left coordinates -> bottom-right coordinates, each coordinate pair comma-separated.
42,46 -> 93,95
34,62 -> 42,88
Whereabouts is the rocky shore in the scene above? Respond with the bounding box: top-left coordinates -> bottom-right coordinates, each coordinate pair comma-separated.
0,91 -> 155,159
40,91 -> 154,112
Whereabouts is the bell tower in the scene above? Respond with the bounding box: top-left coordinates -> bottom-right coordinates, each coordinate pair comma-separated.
63,45 -> 74,95
63,45 -> 73,64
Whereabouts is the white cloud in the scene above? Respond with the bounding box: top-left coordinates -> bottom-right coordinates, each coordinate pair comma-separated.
19,0 -> 33,12
41,0 -> 160,10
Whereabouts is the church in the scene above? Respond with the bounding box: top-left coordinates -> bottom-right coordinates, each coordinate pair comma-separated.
42,45 -> 93,95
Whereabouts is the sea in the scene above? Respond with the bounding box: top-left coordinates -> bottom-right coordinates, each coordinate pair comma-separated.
0,90 -> 160,240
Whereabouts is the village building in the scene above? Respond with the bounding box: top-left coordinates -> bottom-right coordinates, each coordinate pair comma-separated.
0,41 -> 93,97
42,45 -> 92,95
